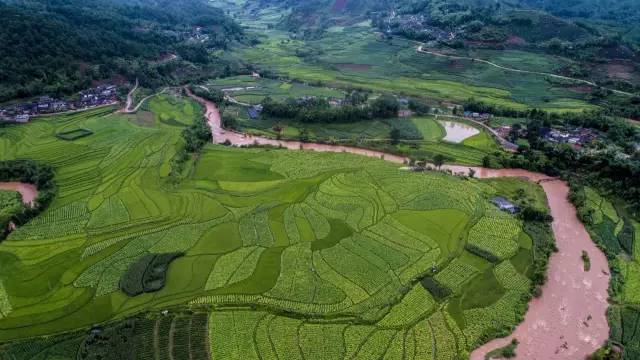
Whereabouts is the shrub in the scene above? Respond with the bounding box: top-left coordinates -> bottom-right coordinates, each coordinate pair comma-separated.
120,253 -> 183,297
465,244 -> 500,263
419,277 -> 452,300
55,128 -> 93,141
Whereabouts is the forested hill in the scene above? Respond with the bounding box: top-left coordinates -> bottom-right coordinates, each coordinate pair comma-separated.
260,0 -> 640,47
0,0 -> 244,102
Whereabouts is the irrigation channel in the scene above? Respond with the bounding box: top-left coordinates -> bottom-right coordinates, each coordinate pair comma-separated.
187,89 -> 611,359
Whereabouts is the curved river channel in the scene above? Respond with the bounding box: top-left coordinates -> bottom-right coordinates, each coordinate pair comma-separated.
189,91 -> 610,359
0,182 -> 37,205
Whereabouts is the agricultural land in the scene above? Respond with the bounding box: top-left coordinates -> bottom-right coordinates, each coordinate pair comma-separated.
0,94 -> 550,359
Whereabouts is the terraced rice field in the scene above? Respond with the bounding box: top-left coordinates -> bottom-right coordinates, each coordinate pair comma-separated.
581,188 -> 640,359
232,22 -> 596,112
0,95 -> 544,359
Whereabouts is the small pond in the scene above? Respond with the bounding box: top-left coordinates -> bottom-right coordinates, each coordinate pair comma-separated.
438,120 -> 480,143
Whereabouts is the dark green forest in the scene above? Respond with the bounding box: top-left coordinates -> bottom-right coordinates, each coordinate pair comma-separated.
0,0 -> 244,102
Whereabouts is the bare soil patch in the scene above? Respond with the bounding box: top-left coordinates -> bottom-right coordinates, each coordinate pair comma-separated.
604,62 -> 635,80
567,85 -> 594,94
506,35 -> 527,45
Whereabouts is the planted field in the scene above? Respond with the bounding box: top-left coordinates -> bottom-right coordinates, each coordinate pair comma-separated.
234,24 -> 595,112
580,187 -> 640,359
0,95 -> 544,358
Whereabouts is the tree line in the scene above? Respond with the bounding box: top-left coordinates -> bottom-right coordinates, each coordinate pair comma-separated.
261,95 -> 399,123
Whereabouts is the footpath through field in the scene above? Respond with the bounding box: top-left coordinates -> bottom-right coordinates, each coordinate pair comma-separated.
188,90 -> 611,359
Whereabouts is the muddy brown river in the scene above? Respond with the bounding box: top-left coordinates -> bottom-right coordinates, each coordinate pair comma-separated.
189,91 -> 610,359
0,182 -> 38,205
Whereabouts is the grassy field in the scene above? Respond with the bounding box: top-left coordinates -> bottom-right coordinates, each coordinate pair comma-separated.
225,16 -> 596,112
0,95 -> 548,358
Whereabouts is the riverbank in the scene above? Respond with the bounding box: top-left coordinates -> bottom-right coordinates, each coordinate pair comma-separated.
188,91 -> 610,359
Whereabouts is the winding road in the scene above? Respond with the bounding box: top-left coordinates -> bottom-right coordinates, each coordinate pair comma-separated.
188,90 -> 611,359
416,45 -> 636,97
120,79 -> 170,114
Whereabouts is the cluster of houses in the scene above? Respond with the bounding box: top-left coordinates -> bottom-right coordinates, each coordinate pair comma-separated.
462,111 -> 492,121
542,127 -> 599,149
491,196 -> 520,214
247,104 -> 263,119
0,85 -> 117,123
384,12 -> 453,42
495,125 -> 514,139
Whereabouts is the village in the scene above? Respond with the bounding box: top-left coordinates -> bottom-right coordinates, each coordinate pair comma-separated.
0,85 -> 118,123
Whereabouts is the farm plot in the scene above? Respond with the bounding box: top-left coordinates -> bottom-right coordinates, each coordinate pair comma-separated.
579,187 -> 640,359
212,77 -> 498,165
235,25 -> 595,112
0,94 -> 542,359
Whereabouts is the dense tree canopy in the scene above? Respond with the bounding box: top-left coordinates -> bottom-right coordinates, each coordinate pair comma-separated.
0,0 -> 243,101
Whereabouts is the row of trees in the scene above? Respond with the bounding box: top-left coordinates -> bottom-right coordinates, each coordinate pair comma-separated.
261,95 -> 399,123
170,90 -> 213,178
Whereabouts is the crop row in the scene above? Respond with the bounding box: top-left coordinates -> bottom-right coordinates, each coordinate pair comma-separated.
494,261 -> 531,292
206,247 -> 264,290
266,243 -> 346,305
434,259 -> 479,293
239,210 -> 274,247
377,285 -> 436,327
205,309 -> 468,360
462,290 -> 524,348
0,281 -> 12,318
467,215 -> 521,260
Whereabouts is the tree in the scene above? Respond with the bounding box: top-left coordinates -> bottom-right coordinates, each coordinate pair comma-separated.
408,99 -> 431,115
390,128 -> 401,145
433,154 -> 446,169
299,128 -> 309,142
371,95 -> 399,118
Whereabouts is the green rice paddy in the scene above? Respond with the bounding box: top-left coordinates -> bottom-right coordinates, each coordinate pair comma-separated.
0,95 -> 547,358
228,19 -> 596,112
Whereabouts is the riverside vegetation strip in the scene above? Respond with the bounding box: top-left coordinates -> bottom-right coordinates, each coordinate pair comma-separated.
0,94 -> 555,359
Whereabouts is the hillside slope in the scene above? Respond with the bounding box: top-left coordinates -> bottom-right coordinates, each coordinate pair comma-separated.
0,0 -> 244,102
